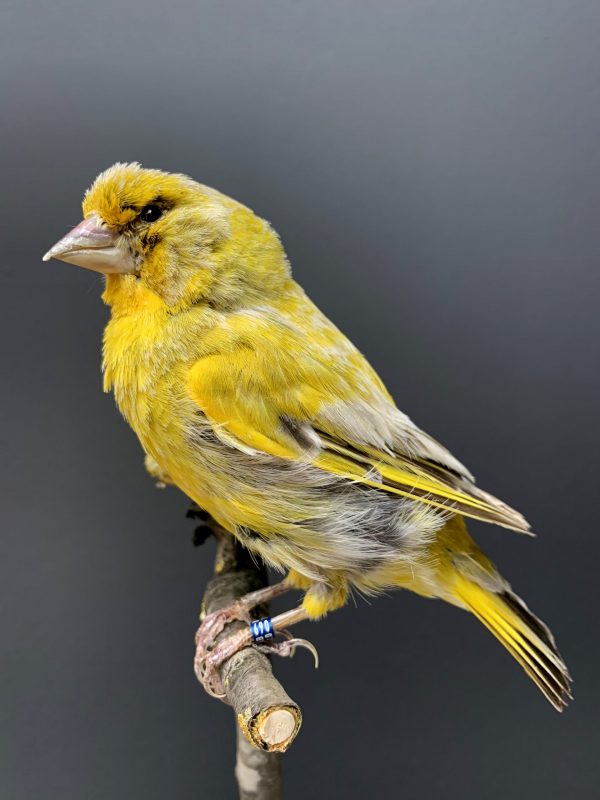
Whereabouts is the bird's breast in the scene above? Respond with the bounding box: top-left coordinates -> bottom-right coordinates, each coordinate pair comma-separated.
102,310 -> 229,498
103,312 -> 186,436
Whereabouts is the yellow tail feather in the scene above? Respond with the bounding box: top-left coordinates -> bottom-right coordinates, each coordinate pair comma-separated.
453,574 -> 572,711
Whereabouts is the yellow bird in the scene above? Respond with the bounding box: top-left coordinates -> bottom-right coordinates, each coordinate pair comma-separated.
44,163 -> 571,710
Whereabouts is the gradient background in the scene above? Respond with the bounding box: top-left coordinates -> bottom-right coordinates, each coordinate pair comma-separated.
2,2 -> 599,798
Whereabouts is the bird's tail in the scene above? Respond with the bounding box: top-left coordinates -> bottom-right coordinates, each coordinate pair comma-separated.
451,569 -> 572,711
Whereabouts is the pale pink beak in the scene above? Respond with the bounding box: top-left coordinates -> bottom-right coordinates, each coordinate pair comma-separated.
43,213 -> 136,274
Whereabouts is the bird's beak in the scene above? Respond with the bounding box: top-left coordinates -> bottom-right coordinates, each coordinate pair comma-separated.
42,213 -> 136,274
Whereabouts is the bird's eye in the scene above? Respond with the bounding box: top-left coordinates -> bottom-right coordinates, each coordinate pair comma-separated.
140,204 -> 163,223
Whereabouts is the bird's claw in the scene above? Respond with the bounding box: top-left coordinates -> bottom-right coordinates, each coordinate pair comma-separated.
256,631 -> 319,669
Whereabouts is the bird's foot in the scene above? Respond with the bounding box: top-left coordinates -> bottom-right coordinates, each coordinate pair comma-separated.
194,598 -> 318,699
194,580 -> 294,698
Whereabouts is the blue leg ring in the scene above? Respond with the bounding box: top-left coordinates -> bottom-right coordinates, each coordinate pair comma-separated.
250,617 -> 274,642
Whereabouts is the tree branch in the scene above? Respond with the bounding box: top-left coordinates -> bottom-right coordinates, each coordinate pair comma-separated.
235,726 -> 282,800
196,519 -> 302,796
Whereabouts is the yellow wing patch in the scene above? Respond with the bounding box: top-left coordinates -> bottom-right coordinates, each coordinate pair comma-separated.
186,304 -> 530,535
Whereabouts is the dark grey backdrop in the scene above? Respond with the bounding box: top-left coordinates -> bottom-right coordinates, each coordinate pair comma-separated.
1,2 -> 599,798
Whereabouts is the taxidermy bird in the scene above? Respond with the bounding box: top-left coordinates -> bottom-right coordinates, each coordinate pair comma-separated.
44,163 -> 571,710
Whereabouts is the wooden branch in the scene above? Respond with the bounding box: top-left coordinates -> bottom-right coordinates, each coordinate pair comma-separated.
235,726 -> 282,800
198,521 -> 302,789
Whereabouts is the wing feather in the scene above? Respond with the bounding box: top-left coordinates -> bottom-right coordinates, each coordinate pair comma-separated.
186,305 -> 531,534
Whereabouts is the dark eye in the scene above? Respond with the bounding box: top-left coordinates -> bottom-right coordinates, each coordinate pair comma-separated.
140,204 -> 163,223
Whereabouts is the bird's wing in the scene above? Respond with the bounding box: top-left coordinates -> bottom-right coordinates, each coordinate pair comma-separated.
187,307 -> 530,533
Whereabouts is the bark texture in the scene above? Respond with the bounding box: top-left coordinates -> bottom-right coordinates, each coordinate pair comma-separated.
199,523 -> 302,797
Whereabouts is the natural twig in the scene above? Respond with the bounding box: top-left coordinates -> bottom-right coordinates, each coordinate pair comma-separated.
195,517 -> 302,796
235,726 -> 283,800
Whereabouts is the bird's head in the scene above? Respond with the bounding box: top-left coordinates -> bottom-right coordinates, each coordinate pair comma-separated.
43,163 -> 290,312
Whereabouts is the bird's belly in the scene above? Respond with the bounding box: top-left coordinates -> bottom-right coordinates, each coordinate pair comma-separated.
119,383 -> 445,585
163,437 -> 443,586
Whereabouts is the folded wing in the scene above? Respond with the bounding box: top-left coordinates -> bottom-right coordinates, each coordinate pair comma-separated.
187,307 -> 530,534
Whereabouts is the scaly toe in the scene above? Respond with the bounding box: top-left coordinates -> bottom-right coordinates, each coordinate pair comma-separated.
196,603 -> 251,650
194,627 -> 252,699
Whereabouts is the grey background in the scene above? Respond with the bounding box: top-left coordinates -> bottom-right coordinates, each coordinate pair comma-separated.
1,1 -> 599,798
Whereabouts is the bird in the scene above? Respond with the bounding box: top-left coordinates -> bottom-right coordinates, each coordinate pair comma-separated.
43,162 -> 571,709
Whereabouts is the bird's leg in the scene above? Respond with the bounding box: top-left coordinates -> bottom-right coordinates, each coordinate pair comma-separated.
195,601 -> 317,698
197,578 -> 293,646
